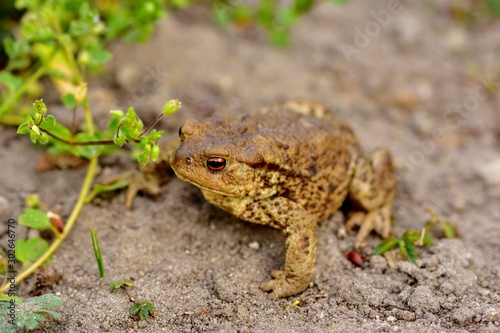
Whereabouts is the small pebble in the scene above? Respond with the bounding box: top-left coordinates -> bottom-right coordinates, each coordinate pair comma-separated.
248,241 -> 260,250
477,159 -> 500,186
386,316 -> 397,323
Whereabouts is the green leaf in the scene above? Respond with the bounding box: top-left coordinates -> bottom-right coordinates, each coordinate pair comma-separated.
0,71 -> 23,91
441,221 -> 459,239
398,239 -> 409,261
403,239 -> 418,263
130,300 -> 156,320
24,26 -> 57,43
0,293 -> 23,304
486,0 -> 500,16
61,93 -> 76,109
29,130 -> 38,144
270,28 -> 290,47
47,123 -> 72,141
149,129 -> 164,141
398,239 -> 418,263
17,122 -> 31,135
19,208 -> 51,230
402,230 -> 419,243
15,238 -> 50,267
12,294 -> 63,330
276,8 -> 298,28
40,115 -> 56,129
109,279 -> 135,292
47,69 -> 68,81
85,44 -> 113,67
372,236 -> 399,256
138,151 -> 149,165
110,110 -> 124,118
293,0 -> 315,13
73,132 -> 102,158
0,303 -> 19,333
2,37 -> 30,59
38,132 -> 49,144
119,126 -> 138,142
90,226 -> 105,278
113,136 -> 127,147
151,145 -> 160,161
402,230 -> 433,246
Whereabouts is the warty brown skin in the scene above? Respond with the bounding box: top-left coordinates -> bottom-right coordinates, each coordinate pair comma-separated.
168,102 -> 397,298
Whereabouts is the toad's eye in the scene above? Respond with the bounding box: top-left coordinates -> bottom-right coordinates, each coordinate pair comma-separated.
178,126 -> 183,137
207,157 -> 227,172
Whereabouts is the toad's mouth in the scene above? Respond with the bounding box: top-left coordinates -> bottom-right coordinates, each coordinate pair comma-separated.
171,167 -> 237,197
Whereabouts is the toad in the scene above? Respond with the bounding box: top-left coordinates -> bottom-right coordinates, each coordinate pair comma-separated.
124,101 -> 397,298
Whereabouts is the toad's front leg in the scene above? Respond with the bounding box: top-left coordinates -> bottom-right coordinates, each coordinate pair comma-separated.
259,198 -> 317,298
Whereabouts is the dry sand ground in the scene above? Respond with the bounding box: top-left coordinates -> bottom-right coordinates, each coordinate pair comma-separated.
1,1 -> 500,332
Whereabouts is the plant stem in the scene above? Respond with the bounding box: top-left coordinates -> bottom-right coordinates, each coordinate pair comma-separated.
81,98 -> 95,135
0,156 -> 98,294
137,113 -> 164,138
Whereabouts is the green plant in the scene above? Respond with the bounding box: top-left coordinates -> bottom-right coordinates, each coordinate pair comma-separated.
450,0 -> 500,24
109,280 -> 155,320
373,212 -> 458,262
0,0 -> 168,124
0,0 -> 182,293
130,300 -> 156,321
16,206 -> 58,268
0,98 -> 180,294
0,293 -> 63,331
214,0 -> 349,46
283,299 -> 301,308
109,280 -> 135,292
90,226 -> 104,278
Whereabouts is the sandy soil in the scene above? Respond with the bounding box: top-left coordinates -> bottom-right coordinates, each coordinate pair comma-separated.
1,1 -> 500,332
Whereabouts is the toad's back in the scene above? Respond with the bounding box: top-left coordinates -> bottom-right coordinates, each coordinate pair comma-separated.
240,105 -> 359,219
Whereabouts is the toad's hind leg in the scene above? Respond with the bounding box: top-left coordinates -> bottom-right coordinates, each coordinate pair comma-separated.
345,148 -> 397,248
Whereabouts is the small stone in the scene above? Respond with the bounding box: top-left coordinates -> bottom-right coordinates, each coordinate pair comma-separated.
392,89 -> 420,111
101,321 -> 111,331
392,309 -> 416,321
386,316 -> 397,323
248,241 -> 260,250
451,307 -> 476,325
439,281 -> 455,295
407,286 -> 441,314
214,277 -> 238,302
453,197 -> 467,212
477,159 -> 500,186
482,308 -> 500,322
445,27 -> 467,49
478,288 -> 490,297
370,255 -> 388,272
